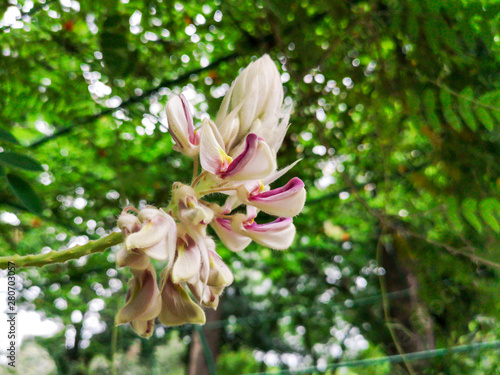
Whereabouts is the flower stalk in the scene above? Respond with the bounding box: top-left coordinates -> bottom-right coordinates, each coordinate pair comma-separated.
0,231 -> 122,269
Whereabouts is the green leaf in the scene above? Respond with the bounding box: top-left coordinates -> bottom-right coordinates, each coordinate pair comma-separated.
406,1 -> 421,40
479,198 -> 500,233
458,87 -> 478,131
462,198 -> 483,233
423,89 -> 440,129
0,129 -> 20,145
475,107 -> 495,131
423,17 -> 441,54
457,16 -> 476,51
445,197 -> 464,232
0,164 -> 5,177
436,15 -> 463,57
6,173 -> 44,214
439,89 -> 462,131
0,152 -> 44,172
478,91 -> 500,123
100,15 -> 137,77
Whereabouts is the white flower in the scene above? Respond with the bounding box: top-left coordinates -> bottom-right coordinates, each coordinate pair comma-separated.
115,55 -> 305,336
125,207 -> 177,262
215,54 -> 290,155
199,119 -> 276,181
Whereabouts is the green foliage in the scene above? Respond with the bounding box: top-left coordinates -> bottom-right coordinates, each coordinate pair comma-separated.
0,128 -> 20,145
479,198 -> 500,233
423,89 -> 440,130
439,89 -> 462,131
462,198 -> 483,233
457,87 -> 478,131
6,173 -> 44,214
1,0 -> 500,374
0,152 -> 43,172
216,347 -> 260,374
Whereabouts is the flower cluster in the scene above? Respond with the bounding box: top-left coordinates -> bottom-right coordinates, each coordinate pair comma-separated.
115,55 -> 306,337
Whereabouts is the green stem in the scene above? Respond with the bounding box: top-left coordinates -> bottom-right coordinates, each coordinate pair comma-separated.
197,186 -> 236,197
194,324 -> 217,375
192,156 -> 199,183
111,315 -> 118,375
0,231 -> 122,269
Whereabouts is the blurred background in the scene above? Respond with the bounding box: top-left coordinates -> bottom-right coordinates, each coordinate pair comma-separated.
1,0 -> 500,374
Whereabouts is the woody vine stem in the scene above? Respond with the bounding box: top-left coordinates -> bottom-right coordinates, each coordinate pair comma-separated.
0,232 -> 123,269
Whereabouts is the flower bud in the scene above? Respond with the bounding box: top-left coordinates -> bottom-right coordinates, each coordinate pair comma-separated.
215,55 -> 286,154
171,236 -> 201,283
126,207 -> 177,262
166,94 -> 200,157
117,209 -> 149,270
174,184 -> 214,226
116,266 -> 162,338
207,249 -> 233,288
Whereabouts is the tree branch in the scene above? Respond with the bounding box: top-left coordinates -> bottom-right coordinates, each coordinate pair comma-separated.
0,231 -> 122,269
28,53 -> 239,149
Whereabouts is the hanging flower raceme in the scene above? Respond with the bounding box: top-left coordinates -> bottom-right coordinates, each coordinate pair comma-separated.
115,54 -> 306,337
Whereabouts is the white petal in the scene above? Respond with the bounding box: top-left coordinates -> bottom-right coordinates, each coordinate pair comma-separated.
116,246 -> 150,270
142,236 -> 169,261
166,95 -> 199,157
126,210 -> 177,261
240,177 -> 306,217
232,215 -> 296,250
166,96 -> 189,144
194,232 -> 210,286
208,251 -> 234,287
116,266 -> 161,325
250,188 -> 305,217
117,213 -> 141,237
199,120 -> 230,175
215,84 -> 234,126
214,55 -> 287,152
217,102 -> 243,151
211,218 -> 251,252
221,135 -> 276,181
171,240 -> 201,283
262,159 -> 301,186
126,217 -> 167,250
250,223 -> 295,249
130,319 -> 155,338
188,280 -> 218,308
158,277 -> 206,326
222,194 -> 241,214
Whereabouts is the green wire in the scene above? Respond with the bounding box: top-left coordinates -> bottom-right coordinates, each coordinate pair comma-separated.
202,289 -> 411,330
194,324 -> 217,375
242,339 -> 500,375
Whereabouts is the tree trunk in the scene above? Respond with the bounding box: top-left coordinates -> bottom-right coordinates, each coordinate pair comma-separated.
187,307 -> 222,375
380,233 -> 435,367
